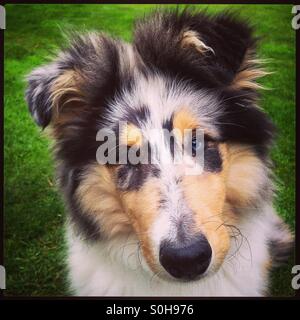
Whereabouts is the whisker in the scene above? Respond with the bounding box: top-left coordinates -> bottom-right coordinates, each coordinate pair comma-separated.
224,224 -> 252,264
149,270 -> 164,289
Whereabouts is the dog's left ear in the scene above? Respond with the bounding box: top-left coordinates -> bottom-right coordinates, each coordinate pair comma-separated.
134,9 -> 266,90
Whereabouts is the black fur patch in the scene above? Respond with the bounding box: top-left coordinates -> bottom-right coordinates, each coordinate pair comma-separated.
162,116 -> 176,157
217,90 -> 276,156
61,34 -> 125,109
55,114 -> 102,167
124,105 -> 150,127
204,147 -> 222,172
117,164 -> 160,191
162,117 -> 173,132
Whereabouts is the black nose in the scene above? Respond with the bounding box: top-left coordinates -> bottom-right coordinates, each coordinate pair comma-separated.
159,234 -> 212,280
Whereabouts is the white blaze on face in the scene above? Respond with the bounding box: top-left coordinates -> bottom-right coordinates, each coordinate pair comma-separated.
106,74 -> 221,263
143,129 -> 198,261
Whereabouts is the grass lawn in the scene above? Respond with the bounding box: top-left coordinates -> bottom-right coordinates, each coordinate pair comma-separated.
4,4 -> 295,296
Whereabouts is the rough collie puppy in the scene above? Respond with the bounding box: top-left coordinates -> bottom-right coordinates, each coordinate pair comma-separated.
25,9 -> 293,296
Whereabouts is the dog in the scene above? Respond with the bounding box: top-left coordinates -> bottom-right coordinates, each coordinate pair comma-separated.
25,9 -> 293,296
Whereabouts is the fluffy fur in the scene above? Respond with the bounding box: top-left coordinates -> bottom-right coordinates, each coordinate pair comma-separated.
25,9 -> 293,296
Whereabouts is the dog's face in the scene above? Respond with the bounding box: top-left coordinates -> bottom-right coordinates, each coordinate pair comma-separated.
26,10 -> 275,281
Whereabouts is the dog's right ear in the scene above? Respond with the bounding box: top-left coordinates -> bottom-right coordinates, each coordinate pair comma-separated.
26,33 -> 130,129
26,62 -> 66,128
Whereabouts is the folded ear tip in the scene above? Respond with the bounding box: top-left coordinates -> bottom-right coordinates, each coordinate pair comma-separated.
25,90 -> 52,128
134,9 -> 260,89
25,63 -> 61,128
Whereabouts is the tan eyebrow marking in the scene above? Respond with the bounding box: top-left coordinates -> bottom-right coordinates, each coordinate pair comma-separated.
173,108 -> 219,139
173,108 -> 199,135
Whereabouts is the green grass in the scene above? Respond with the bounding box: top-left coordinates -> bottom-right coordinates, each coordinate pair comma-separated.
4,4 -> 295,296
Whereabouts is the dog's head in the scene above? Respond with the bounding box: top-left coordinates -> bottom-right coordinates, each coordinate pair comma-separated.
26,10 -> 276,281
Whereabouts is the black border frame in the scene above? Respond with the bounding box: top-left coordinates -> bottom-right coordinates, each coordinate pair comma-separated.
0,0 -> 298,304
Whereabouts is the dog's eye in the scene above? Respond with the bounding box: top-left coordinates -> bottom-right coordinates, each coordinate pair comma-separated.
191,137 -> 203,157
191,135 -> 218,157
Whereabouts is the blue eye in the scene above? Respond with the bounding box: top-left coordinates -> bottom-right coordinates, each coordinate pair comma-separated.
192,138 -> 201,157
191,137 -> 216,157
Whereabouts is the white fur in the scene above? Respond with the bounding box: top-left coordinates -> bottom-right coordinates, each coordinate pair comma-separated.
66,204 -> 280,297
105,73 -> 222,138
